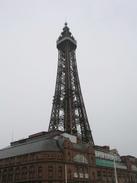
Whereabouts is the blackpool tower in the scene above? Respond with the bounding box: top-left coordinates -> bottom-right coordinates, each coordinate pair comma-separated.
48,23 -> 94,144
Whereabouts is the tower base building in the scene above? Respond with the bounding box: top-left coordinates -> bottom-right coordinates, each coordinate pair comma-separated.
0,131 -> 137,183
0,131 -> 96,183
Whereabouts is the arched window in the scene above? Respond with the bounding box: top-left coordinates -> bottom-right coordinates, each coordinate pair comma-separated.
29,165 -> 35,178
21,167 -> 27,179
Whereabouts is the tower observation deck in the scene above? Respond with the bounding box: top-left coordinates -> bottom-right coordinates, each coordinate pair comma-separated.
48,23 -> 94,144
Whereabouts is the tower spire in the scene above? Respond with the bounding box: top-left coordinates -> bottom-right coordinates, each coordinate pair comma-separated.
48,24 -> 94,144
64,22 -> 67,26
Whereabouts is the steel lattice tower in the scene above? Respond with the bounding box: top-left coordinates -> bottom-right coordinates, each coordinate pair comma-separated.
48,23 -> 94,144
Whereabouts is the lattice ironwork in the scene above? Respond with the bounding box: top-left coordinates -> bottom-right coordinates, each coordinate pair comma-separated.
48,23 -> 94,144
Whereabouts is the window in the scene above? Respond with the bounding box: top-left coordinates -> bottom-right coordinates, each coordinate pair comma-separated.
97,171 -> 101,177
58,166 -> 62,178
8,168 -> 13,181
29,153 -> 35,161
68,169 -> 71,179
38,166 -> 43,178
2,169 -> 7,182
29,165 -> 35,178
78,167 -> 84,178
21,167 -> 27,179
48,166 -> 53,178
103,171 -> 106,177
22,155 -> 28,162
15,167 -> 20,180
68,152 -> 71,161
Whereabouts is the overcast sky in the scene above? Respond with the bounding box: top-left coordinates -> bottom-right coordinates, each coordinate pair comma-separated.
0,0 -> 137,157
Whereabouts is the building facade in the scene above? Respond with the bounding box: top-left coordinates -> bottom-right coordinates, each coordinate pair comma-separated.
0,131 -> 96,183
95,145 -> 137,183
0,132 -> 137,183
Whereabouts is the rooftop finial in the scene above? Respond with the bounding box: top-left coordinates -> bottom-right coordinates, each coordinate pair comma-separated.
65,22 -> 68,27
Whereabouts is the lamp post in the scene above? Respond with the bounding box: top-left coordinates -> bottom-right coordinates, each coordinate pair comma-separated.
113,155 -> 118,183
65,164 -> 68,183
